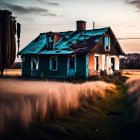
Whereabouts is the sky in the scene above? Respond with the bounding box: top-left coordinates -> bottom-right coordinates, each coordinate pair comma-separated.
0,0 -> 140,61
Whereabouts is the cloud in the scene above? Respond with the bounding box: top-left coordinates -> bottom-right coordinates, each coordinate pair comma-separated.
35,0 -> 60,6
125,0 -> 140,10
0,2 -> 58,16
42,13 -> 58,17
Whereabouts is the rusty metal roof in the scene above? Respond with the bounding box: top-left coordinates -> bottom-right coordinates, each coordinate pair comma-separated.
19,27 -> 109,55
19,33 -> 46,55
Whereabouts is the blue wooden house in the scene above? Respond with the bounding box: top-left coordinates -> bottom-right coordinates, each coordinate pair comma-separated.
19,21 -> 124,79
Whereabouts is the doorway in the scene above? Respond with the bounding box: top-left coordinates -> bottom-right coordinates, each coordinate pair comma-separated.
95,56 -> 99,71
111,57 -> 115,71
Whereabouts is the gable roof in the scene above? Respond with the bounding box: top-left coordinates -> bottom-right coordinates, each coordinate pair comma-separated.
19,27 -> 124,55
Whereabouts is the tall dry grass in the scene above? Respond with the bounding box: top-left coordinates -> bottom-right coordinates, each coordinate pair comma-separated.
125,77 -> 140,121
0,79 -> 115,132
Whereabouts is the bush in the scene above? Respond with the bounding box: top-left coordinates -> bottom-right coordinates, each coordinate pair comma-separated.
100,70 -> 108,77
114,70 -> 122,77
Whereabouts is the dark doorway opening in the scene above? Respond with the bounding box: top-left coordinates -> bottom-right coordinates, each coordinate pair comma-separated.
111,57 -> 115,71
95,56 -> 99,71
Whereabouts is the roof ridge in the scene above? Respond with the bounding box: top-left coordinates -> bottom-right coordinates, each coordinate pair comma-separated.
39,27 -> 109,34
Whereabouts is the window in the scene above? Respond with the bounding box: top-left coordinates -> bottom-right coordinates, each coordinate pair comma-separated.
33,56 -> 39,70
48,36 -> 54,49
69,56 -> 75,69
104,36 -> 110,50
95,56 -> 99,71
50,55 -> 57,71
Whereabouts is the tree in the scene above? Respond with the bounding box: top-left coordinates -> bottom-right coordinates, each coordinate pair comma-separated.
0,10 -> 20,76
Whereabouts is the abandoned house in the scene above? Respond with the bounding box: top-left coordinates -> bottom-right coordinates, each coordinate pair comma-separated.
19,21 -> 124,79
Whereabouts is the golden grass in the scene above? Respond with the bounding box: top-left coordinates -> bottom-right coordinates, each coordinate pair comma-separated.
125,77 -> 140,121
0,79 -> 115,132
122,69 -> 140,78
3,69 -> 21,76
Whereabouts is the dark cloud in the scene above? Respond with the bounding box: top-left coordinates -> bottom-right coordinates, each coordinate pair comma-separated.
0,2 -> 58,16
125,0 -> 140,10
46,2 -> 60,6
1,2 -> 48,14
35,0 -> 60,6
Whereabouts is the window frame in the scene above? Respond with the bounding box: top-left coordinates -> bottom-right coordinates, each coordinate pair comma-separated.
47,36 -> 54,49
49,55 -> 58,71
31,56 -> 39,71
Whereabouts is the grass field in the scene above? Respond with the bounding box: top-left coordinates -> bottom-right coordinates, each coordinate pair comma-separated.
0,80 -> 131,140
0,69 -> 139,139
3,69 -> 21,76
122,69 -> 140,78
2,69 -> 140,78
0,79 -> 115,139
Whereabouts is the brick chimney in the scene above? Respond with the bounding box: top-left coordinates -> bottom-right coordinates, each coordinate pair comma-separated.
76,20 -> 86,31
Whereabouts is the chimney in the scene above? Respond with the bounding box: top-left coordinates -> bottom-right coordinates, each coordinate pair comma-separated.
76,20 -> 86,31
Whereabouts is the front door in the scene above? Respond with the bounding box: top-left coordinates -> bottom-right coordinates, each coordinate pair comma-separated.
68,55 -> 76,78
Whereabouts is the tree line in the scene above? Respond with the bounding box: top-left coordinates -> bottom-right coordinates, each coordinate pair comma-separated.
120,53 -> 140,69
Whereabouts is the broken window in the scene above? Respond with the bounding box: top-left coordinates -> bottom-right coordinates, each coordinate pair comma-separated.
50,55 -> 57,71
104,37 -> 110,50
95,56 -> 99,71
69,56 -> 75,69
33,56 -> 39,70
48,36 -> 54,49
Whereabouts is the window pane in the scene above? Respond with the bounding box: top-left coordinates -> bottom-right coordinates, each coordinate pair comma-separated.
33,56 -> 38,70
52,57 -> 56,69
50,56 -> 57,70
104,37 -> 110,50
69,56 -> 75,69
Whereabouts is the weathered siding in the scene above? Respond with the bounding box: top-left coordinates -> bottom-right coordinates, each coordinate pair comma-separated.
91,32 -> 120,55
22,55 -> 31,77
115,56 -> 120,70
88,54 -> 95,76
102,55 -> 105,71
88,54 -> 102,77
76,54 -> 86,78
39,55 -> 67,78
54,33 -> 62,46
99,55 -> 102,70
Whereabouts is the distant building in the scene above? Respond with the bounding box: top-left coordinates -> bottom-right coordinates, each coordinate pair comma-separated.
19,21 -> 124,79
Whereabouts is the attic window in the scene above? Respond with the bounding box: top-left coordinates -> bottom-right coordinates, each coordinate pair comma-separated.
50,55 -> 58,71
33,56 -> 39,70
104,36 -> 110,50
48,36 -> 54,49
